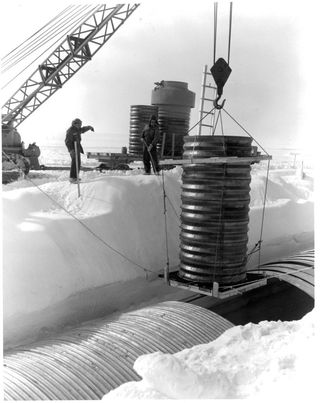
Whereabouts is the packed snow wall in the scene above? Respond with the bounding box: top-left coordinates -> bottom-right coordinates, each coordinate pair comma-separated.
2,165 -> 314,350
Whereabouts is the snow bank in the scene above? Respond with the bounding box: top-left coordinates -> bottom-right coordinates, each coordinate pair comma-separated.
2,164 -> 314,348
103,309 -> 317,399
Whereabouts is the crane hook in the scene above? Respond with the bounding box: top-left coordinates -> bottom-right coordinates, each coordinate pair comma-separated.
210,57 -> 231,110
214,93 -> 226,110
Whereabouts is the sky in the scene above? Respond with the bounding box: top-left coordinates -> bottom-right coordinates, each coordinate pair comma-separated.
1,0 -> 318,152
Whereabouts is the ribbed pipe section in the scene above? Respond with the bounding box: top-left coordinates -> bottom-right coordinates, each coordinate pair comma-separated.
129,105 -> 158,157
248,249 -> 315,298
3,301 -> 233,400
179,135 -> 254,285
151,81 -> 195,157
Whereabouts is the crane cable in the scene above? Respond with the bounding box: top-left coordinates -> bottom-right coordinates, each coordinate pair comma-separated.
1,5 -> 92,73
1,5 -> 74,68
213,2 -> 233,65
1,5 -> 100,90
1,5 -> 72,62
227,2 -> 233,65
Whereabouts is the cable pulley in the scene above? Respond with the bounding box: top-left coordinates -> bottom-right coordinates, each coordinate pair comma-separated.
210,57 -> 232,109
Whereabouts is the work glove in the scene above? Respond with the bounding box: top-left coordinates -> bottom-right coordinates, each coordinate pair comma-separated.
69,150 -> 75,158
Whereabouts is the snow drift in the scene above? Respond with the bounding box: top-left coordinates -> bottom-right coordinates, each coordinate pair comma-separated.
103,309 -> 316,399
2,163 -> 314,348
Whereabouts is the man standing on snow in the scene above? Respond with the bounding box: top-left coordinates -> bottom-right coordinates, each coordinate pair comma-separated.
65,118 -> 94,183
141,114 -> 160,175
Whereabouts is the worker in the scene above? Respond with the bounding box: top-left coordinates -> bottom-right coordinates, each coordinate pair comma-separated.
141,114 -> 160,175
65,118 -> 94,183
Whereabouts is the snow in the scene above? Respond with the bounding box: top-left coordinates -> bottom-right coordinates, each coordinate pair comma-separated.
103,309 -> 317,399
1,147 -> 316,398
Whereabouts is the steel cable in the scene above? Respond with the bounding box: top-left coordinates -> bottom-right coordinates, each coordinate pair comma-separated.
1,5 -> 74,67
258,158 -> 271,268
2,5 -> 91,73
227,2 -> 233,64
222,107 -> 270,155
1,5 -> 100,90
1,5 -> 72,61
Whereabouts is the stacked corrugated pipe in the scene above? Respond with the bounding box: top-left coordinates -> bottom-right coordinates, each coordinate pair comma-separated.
179,135 -> 254,285
129,105 -> 158,157
151,81 -> 195,157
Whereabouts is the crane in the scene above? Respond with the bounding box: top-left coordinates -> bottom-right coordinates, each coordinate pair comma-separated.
2,4 -> 140,180
2,4 -> 139,127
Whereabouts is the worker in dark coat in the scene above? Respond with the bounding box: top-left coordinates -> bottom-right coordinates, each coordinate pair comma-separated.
65,118 -> 94,182
141,115 -> 160,174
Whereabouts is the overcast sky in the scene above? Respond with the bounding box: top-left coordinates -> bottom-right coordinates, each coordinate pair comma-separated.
0,0 -> 318,152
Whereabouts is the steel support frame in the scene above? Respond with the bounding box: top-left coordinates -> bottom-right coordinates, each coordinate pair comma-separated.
2,4 -> 140,127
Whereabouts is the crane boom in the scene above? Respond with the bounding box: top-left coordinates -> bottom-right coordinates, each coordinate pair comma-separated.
2,4 -> 140,128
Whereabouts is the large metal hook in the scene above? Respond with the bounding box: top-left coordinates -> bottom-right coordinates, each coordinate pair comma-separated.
214,93 -> 226,110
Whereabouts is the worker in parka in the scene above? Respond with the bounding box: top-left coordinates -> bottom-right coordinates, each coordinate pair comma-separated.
65,118 -> 94,183
141,115 -> 160,174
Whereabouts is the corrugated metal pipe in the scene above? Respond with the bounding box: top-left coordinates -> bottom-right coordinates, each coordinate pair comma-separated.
179,135 -> 254,285
129,105 -> 158,157
3,301 -> 233,400
151,81 -> 195,157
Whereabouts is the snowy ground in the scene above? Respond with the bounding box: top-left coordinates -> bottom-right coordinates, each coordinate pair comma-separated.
2,154 -> 314,348
103,309 -> 316,399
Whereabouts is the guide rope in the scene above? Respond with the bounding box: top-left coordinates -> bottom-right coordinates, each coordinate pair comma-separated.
218,106 -> 271,265
258,158 -> 271,268
3,152 -> 157,278
161,170 -> 170,277
144,141 -> 181,223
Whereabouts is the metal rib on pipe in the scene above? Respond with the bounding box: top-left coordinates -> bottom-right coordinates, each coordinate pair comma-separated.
3,301 -> 233,401
129,105 -> 158,157
179,135 -> 254,285
248,250 -> 315,298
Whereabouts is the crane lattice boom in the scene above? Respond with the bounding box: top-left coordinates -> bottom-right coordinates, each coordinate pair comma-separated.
2,4 -> 140,127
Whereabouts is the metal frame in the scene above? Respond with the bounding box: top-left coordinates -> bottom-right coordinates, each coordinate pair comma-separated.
2,4 -> 140,127
159,154 -> 272,166
166,268 -> 268,299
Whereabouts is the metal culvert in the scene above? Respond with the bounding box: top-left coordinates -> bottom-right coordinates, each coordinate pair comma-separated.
248,249 -> 315,298
3,301 -> 233,400
129,105 -> 158,157
151,81 -> 195,157
179,135 -> 254,285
